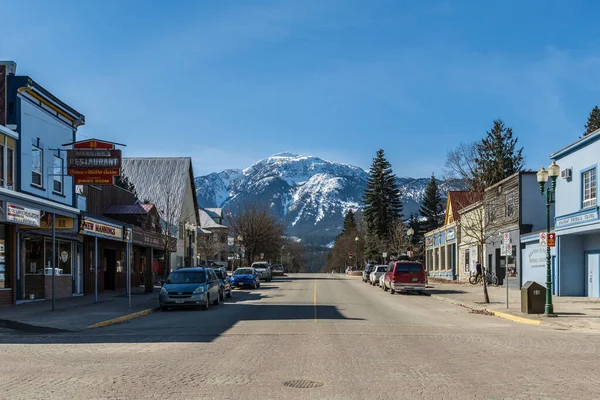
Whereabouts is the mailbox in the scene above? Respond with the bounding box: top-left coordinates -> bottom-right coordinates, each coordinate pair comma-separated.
521,281 -> 546,314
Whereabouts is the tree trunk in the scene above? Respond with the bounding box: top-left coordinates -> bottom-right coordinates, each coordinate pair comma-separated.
162,252 -> 171,280
482,264 -> 490,304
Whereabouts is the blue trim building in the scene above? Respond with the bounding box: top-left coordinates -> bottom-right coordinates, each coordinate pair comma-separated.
551,129 -> 600,297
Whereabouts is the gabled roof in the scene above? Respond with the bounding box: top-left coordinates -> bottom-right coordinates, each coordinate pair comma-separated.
199,208 -> 229,230
205,208 -> 224,219
121,157 -> 200,225
444,191 -> 483,225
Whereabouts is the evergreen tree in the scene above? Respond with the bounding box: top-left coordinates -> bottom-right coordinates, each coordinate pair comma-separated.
115,171 -> 137,197
584,106 -> 600,136
474,119 -> 523,189
419,173 -> 444,232
363,149 -> 403,241
408,213 -> 421,245
341,210 -> 357,234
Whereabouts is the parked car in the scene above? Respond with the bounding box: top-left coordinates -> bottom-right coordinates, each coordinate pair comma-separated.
251,262 -> 272,281
231,267 -> 261,289
379,273 -> 386,289
369,265 -> 388,286
212,267 -> 232,300
362,264 -> 374,282
271,264 -> 285,276
159,267 -> 221,310
382,261 -> 427,294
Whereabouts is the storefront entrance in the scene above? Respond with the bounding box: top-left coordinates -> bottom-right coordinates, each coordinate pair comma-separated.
103,248 -> 116,291
585,252 -> 600,298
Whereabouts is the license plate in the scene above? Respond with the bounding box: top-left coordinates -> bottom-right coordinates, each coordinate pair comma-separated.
411,278 -> 418,282
175,299 -> 184,304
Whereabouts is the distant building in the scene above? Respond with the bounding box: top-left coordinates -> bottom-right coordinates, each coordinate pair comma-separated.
198,207 -> 229,265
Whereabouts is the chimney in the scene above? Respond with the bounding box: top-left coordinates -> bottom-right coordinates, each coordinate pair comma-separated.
0,61 -> 16,126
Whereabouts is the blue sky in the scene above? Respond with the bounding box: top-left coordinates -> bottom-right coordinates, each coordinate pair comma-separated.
2,0 -> 600,177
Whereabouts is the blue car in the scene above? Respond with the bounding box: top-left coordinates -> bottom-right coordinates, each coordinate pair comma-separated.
231,267 -> 261,289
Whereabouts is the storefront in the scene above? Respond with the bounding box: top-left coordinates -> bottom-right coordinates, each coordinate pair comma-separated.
80,216 -> 127,295
520,231 -> 557,294
0,202 -> 20,304
132,227 -> 171,287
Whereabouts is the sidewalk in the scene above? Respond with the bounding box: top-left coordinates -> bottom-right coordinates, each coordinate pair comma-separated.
0,288 -> 159,333
428,279 -> 600,332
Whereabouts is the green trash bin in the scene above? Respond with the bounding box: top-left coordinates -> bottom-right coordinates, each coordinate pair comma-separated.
521,281 -> 545,314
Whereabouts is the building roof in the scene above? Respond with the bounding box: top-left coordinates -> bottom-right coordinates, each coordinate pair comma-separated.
205,208 -> 224,219
121,157 -> 200,225
550,128 -> 600,160
444,191 -> 483,224
199,208 -> 229,230
104,203 -> 156,215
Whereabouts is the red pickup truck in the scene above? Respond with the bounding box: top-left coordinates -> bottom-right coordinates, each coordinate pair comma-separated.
382,261 -> 427,294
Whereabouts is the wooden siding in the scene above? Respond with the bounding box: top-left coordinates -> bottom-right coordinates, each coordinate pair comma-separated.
484,173 -> 520,234
83,185 -> 137,215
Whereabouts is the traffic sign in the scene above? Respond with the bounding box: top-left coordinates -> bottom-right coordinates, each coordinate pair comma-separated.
382,252 -> 388,258
503,232 -> 510,244
500,244 -> 508,256
539,232 -> 547,247
506,243 -> 513,253
548,233 -> 556,247
348,252 -> 354,257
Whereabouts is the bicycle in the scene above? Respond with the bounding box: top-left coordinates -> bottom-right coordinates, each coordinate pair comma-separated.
468,272 -> 481,285
486,271 -> 499,286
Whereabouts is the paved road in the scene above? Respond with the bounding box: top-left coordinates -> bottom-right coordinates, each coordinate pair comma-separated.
2,274 -> 600,399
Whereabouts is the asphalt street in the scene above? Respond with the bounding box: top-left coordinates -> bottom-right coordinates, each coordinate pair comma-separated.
1,274 -> 600,399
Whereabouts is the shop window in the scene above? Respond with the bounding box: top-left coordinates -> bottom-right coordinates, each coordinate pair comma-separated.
53,156 -> 63,194
0,225 -> 8,288
32,145 -> 43,187
43,239 -> 72,275
583,168 -> 597,208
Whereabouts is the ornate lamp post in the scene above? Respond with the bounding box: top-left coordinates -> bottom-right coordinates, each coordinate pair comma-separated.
537,160 -> 560,316
354,236 -> 359,267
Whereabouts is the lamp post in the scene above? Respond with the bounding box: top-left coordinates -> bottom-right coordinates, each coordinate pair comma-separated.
407,227 -> 415,258
237,235 -> 243,271
537,161 -> 560,316
354,236 -> 359,267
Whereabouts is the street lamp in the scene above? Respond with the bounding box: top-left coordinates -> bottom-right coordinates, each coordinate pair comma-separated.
237,235 -> 243,271
354,236 -> 359,267
537,161 -> 560,315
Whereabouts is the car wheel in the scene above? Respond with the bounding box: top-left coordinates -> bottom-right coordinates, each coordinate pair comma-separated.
390,286 -> 395,295
160,306 -> 168,311
213,292 -> 220,306
226,288 -> 232,298
201,295 -> 209,310
219,290 -> 224,302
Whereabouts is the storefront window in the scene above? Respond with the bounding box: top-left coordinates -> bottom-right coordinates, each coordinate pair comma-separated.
0,225 -> 7,288
43,239 -> 72,275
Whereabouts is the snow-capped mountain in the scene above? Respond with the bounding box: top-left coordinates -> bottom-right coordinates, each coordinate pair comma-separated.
195,153 -> 463,245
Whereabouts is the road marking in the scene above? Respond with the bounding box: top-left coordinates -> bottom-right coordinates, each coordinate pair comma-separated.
87,308 -> 157,329
314,281 -> 317,323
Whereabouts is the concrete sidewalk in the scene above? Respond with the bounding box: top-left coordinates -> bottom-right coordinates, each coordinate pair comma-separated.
428,279 -> 600,332
0,289 -> 159,333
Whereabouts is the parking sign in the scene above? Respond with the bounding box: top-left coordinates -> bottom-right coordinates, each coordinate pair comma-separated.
539,232 -> 547,247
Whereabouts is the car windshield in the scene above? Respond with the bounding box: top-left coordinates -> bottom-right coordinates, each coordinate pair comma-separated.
235,268 -> 254,275
166,271 -> 206,284
375,266 -> 387,272
395,264 -> 423,273
252,264 -> 267,269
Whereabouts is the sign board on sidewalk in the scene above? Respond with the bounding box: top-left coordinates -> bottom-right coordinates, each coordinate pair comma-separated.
500,244 -> 508,256
503,232 -> 510,244
548,233 -> 556,247
382,252 -> 388,258
539,232 -> 547,247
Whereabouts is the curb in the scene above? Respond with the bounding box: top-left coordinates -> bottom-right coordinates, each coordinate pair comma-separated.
87,308 -> 158,329
431,295 -> 542,326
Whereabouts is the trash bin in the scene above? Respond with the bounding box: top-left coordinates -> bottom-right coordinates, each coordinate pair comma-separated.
521,281 -> 546,314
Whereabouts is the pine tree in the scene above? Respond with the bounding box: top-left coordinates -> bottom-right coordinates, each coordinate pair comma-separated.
115,171 -> 137,197
363,149 -> 403,241
474,119 -> 523,189
584,106 -> 600,136
341,210 -> 357,234
419,173 -> 444,232
408,213 -> 421,245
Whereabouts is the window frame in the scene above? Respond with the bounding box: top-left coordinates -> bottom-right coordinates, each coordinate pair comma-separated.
581,166 -> 598,210
505,192 -> 515,218
53,155 -> 64,194
31,145 -> 43,188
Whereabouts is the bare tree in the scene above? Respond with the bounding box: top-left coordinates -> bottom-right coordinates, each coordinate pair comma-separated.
388,220 -> 409,259
150,186 -> 182,284
458,197 -> 502,304
444,141 -> 482,191
197,233 -> 226,264
227,203 -> 286,265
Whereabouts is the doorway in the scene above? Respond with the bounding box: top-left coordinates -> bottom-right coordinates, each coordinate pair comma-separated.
103,248 -> 116,291
585,253 -> 600,298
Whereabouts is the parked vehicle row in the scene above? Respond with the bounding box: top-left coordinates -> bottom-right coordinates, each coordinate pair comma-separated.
159,262 -> 284,310
362,261 -> 428,295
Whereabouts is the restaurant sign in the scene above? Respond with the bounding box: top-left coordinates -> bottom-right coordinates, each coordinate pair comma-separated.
80,218 -> 123,240
7,203 -> 40,227
67,139 -> 122,185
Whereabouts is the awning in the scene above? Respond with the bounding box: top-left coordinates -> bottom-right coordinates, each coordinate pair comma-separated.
0,187 -> 79,220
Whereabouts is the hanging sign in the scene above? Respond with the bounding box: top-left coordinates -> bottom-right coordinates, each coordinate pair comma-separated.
67,139 -> 122,185
6,203 -> 40,227
548,233 -> 556,247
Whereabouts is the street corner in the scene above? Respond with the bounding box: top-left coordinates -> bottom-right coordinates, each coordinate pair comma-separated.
490,310 -> 542,326
87,308 -> 158,329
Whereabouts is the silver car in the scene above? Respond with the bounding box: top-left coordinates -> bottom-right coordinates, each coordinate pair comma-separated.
159,267 -> 221,310
370,265 -> 388,286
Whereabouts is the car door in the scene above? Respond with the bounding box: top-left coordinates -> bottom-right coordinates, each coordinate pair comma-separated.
208,269 -> 219,298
